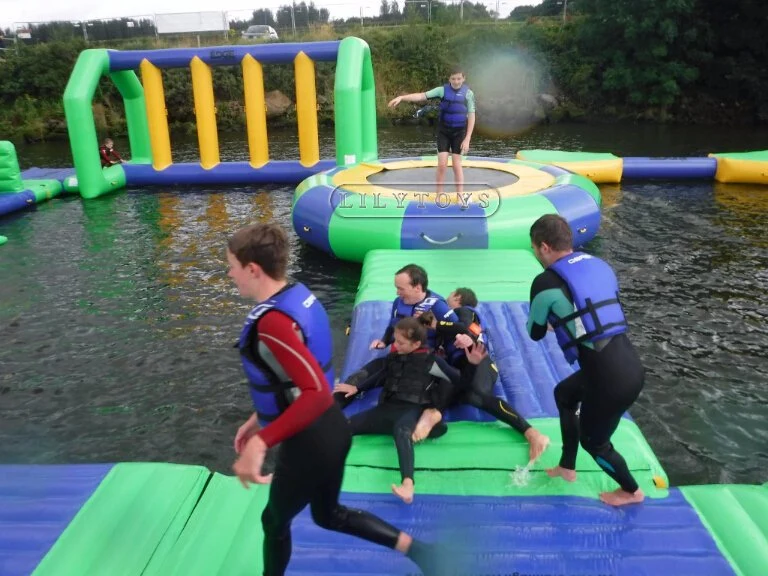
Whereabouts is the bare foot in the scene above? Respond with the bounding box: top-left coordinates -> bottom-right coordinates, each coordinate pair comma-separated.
412,409 -> 442,442
524,428 -> 550,463
600,488 -> 645,507
546,466 -> 577,482
391,479 -> 415,504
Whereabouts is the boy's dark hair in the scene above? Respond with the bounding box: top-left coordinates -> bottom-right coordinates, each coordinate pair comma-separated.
395,317 -> 427,345
396,263 -> 428,291
453,288 -> 478,308
530,214 -> 573,252
449,65 -> 464,76
228,223 -> 289,280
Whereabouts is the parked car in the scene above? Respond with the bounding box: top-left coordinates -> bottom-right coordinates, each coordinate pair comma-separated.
242,25 -> 279,41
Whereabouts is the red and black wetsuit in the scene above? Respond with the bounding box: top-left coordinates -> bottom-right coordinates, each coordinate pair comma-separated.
99,146 -> 123,167
251,310 -> 412,576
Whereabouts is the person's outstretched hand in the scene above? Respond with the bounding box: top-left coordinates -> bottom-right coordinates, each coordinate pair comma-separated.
465,341 -> 489,365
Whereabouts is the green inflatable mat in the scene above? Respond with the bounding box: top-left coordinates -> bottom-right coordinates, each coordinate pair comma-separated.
355,249 -> 543,305
345,418 -> 668,499
517,149 -> 620,163
32,462 -> 210,576
143,473 -> 270,576
709,150 -> 768,160
681,483 -> 768,576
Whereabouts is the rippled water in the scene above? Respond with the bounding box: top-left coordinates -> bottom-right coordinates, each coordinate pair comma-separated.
1,123 -> 767,486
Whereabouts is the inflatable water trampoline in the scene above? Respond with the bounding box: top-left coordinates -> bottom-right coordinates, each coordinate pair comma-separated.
292,156 -> 600,262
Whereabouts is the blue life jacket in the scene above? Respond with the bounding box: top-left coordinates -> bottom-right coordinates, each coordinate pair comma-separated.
388,290 -> 453,349
439,83 -> 469,129
238,283 -> 334,427
547,252 -> 628,364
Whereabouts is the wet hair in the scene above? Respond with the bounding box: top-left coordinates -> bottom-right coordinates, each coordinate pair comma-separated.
395,317 -> 426,345
396,264 -> 428,291
449,65 -> 464,76
418,311 -> 436,327
452,287 -> 478,308
530,214 -> 573,251
227,223 -> 289,280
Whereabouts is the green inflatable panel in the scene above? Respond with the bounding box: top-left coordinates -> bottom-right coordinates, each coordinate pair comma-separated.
355,248 -> 544,305
143,473 -> 269,576
0,140 -> 24,193
709,150 -> 768,160
22,179 -> 64,203
518,149 -> 620,162
33,462 -> 210,576
681,483 -> 768,576
345,418 -> 668,499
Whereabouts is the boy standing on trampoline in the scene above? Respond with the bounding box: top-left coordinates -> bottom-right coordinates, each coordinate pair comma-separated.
388,66 -> 476,194
226,223 -> 446,575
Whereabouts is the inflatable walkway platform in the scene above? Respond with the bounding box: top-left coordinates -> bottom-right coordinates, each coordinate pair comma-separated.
2,250 -> 767,575
517,149 -> 768,184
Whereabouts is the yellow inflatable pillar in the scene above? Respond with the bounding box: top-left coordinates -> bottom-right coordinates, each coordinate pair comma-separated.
190,56 -> 220,170
242,55 -> 269,168
140,60 -> 172,170
294,52 -> 319,167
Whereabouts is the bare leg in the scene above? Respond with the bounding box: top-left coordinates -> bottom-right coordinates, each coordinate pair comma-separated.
600,487 -> 646,506
391,477 -> 415,504
546,466 -> 577,482
451,153 -> 463,195
436,152 -> 449,194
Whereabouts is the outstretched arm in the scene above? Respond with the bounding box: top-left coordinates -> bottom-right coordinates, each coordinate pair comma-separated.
388,92 -> 428,107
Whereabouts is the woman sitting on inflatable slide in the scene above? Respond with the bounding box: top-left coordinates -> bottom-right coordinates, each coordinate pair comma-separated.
334,316 -> 487,504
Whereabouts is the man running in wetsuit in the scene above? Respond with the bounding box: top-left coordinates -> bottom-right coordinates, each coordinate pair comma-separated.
527,214 -> 646,507
227,223 -> 446,575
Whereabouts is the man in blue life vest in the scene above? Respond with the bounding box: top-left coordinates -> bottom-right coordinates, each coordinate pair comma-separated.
369,263 -> 459,352
527,214 -> 646,507
387,66 -> 476,194
227,223 -> 452,575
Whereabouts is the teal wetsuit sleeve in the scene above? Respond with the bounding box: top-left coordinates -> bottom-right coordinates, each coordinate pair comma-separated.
466,89 -> 476,114
527,270 -> 580,342
425,86 -> 444,99
527,272 -> 556,341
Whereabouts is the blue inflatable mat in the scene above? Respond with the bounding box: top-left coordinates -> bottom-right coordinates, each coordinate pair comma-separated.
282,490 -> 733,575
0,464 -> 113,576
341,301 -> 582,420
20,167 -> 76,182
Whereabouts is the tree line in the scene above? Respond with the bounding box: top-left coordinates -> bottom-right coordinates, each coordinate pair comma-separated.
0,0 -> 765,143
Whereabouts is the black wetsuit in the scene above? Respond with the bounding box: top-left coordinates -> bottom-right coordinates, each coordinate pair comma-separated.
435,309 -> 532,435
341,350 -> 461,482
528,269 -> 645,493
250,312 -> 436,576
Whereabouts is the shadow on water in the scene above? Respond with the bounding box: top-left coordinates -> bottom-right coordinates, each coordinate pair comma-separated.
1,124 -> 767,485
